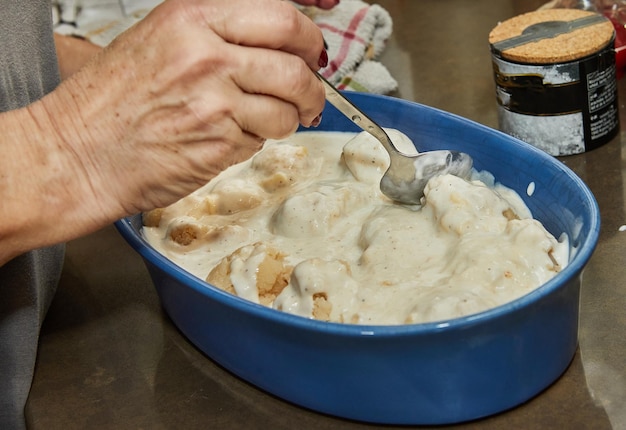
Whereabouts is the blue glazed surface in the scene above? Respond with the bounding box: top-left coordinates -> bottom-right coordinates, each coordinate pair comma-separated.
115,92 -> 600,424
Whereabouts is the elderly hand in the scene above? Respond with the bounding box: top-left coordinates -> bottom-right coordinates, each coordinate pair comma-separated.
1,0 -> 327,262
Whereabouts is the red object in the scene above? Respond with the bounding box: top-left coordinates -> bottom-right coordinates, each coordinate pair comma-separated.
602,6 -> 626,79
608,17 -> 626,78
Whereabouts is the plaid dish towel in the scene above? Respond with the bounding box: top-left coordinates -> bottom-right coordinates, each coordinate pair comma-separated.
299,0 -> 397,94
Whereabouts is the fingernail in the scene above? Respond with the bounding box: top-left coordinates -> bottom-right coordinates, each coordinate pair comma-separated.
318,49 -> 328,68
310,113 -> 322,127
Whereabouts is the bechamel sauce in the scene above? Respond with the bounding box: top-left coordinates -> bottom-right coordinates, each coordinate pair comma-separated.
142,130 -> 569,325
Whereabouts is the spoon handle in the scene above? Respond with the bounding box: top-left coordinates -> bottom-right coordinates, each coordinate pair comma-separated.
317,73 -> 399,155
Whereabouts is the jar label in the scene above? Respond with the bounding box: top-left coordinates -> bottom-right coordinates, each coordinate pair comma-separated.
492,44 -> 619,153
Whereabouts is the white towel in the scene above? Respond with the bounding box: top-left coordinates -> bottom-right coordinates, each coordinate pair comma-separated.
299,0 -> 397,93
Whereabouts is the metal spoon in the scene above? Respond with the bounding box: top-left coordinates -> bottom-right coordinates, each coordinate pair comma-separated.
317,73 -> 473,205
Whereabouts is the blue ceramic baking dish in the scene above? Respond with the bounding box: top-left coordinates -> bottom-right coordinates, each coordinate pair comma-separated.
115,92 -> 600,425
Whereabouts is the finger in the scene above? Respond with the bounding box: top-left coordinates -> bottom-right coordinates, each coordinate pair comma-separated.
186,76 -> 302,141
235,93 -> 301,139
125,129 -> 265,212
187,131 -> 266,177
155,122 -> 265,191
229,45 -> 325,127
194,0 -> 326,71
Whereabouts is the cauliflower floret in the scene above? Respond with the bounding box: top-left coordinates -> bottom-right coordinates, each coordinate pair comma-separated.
342,129 -> 416,183
274,258 -> 359,322
206,242 -> 292,306
270,184 -> 368,238
251,143 -> 318,192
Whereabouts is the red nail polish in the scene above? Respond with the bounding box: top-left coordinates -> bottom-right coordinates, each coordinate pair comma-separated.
318,49 -> 328,68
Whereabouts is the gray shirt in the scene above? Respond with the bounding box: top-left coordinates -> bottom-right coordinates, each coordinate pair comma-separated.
1,0 -> 66,428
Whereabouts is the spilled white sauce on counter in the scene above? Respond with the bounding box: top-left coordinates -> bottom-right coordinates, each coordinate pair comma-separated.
142,130 -> 569,325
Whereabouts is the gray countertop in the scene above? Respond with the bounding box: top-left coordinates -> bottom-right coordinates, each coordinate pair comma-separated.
27,1 -> 625,428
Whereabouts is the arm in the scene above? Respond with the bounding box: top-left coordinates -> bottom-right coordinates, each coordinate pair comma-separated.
0,102 -> 92,264
0,0 -> 326,265
53,33 -> 101,80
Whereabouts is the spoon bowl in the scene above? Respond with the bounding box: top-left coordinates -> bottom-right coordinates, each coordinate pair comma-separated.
381,147 -> 474,204
318,73 -> 473,204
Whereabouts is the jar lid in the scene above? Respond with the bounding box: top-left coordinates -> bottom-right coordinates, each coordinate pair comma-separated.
489,9 -> 614,64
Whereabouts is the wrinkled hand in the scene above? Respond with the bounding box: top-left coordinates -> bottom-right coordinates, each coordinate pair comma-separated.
40,0 -> 326,225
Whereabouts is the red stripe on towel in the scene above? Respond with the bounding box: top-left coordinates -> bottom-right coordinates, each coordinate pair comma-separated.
318,6 -> 369,78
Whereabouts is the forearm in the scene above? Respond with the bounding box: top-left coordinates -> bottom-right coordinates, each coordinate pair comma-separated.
0,93 -> 105,265
53,33 -> 101,80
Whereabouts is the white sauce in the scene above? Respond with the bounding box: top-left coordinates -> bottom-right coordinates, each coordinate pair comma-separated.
143,130 -> 569,325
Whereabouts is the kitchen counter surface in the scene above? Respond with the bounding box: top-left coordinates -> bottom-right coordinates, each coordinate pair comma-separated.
27,1 -> 626,429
